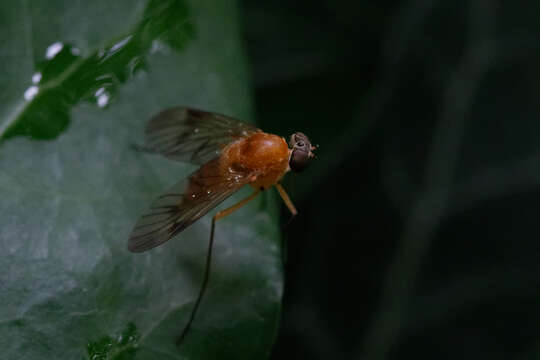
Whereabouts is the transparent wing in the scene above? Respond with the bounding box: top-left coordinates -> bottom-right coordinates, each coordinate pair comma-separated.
145,107 -> 260,165
128,159 -> 254,253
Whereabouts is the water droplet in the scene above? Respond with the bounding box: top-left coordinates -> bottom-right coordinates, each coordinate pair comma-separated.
191,194 -> 196,198
24,86 -> 39,101
207,190 -> 211,194
97,92 -> 109,108
193,128 -> 200,133
112,36 -> 132,52
95,87 -> 110,107
95,87 -> 105,97
45,41 -> 63,59
150,39 -> 167,54
32,72 -> 42,84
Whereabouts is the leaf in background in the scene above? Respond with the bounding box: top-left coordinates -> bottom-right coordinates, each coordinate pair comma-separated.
86,322 -> 140,360
0,0 -> 283,359
0,0 -> 193,141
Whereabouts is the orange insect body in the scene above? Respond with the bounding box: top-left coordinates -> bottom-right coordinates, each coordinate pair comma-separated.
222,132 -> 290,190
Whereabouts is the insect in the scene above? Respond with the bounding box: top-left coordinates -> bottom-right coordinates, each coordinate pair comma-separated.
127,107 -> 316,344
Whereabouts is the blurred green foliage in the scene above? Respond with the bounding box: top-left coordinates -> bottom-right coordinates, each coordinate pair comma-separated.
1,0 -> 193,141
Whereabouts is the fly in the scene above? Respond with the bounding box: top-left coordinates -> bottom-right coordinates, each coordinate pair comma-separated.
127,107 -> 316,344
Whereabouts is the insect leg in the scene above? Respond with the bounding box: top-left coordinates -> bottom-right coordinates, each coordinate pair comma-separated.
275,183 -> 297,225
176,189 -> 261,345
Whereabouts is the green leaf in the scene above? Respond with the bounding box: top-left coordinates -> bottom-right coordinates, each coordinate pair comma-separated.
86,323 -> 140,360
1,0 -> 194,141
0,0 -> 283,359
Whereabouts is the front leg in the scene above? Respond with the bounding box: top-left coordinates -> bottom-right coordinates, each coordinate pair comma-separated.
275,183 -> 297,225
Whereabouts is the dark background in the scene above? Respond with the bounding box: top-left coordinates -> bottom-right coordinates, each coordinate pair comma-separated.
241,0 -> 540,359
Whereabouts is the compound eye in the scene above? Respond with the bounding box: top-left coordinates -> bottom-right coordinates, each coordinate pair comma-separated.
289,132 -> 309,148
289,148 -> 310,172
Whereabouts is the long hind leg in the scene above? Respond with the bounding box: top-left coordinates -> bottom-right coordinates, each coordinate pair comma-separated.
176,189 -> 261,345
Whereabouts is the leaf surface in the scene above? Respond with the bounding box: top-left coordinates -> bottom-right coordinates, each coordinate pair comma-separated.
0,1 -> 282,358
